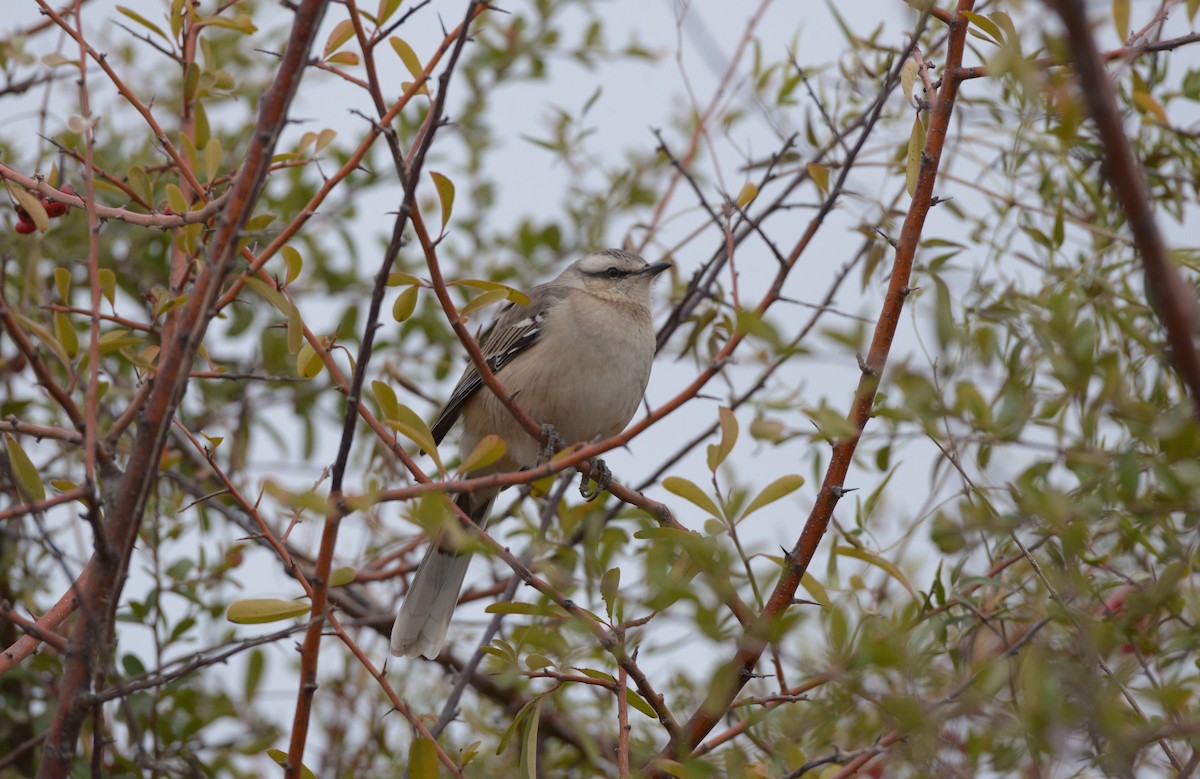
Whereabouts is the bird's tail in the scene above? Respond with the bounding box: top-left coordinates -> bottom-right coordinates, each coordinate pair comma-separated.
390,492 -> 492,658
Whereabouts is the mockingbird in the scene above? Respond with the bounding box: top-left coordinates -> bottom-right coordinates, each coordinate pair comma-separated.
391,249 -> 670,658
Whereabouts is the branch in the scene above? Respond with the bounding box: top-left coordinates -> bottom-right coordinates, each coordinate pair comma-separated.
1047,0 -> 1200,418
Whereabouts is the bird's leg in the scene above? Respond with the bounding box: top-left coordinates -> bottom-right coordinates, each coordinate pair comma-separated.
579,458 -> 612,502
537,423 -> 566,465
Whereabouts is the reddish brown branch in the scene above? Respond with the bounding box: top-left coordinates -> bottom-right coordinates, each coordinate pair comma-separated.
35,1 -> 332,774
646,2 -> 977,771
1047,0 -> 1200,417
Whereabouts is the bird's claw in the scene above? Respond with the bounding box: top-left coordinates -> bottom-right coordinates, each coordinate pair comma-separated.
579,458 -> 612,502
538,424 -> 566,465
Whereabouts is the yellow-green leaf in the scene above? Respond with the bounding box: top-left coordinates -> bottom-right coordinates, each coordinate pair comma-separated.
600,567 -> 620,620
408,737 -> 437,779
98,268 -> 116,306
739,474 -> 805,521
286,302 -> 303,355
735,181 -> 757,209
377,0 -> 403,25
296,341 -> 324,379
461,287 -> 509,317
4,433 -> 46,503
625,690 -> 658,719
449,278 -> 530,305
662,476 -> 722,520
706,406 -> 738,471
316,128 -> 337,153
430,171 -> 455,230
116,5 -> 168,41
801,572 -> 831,609
54,312 -> 79,359
165,183 -> 188,214
521,697 -> 543,779
389,36 -> 423,80
962,11 -> 1003,44
226,598 -> 310,624
204,137 -> 222,182
281,245 -> 303,285
323,19 -> 356,59
900,58 -> 919,104
326,51 -> 359,66
1113,0 -> 1130,42
329,566 -> 356,587
834,545 -> 916,597
7,181 -> 49,231
54,267 -> 71,302
386,271 -> 423,287
458,434 -> 506,474
905,113 -> 926,198
807,162 -> 830,195
1132,91 -> 1169,124
265,748 -> 318,779
385,403 -> 443,471
392,285 -> 419,322
372,380 -> 400,421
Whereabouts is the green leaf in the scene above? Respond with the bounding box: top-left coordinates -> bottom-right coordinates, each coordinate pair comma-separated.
389,36 -> 423,81
165,183 -> 188,214
735,181 -> 757,208
4,433 -> 46,502
807,162 -> 830,195
98,268 -> 116,306
449,278 -> 530,305
600,567 -> 620,620
458,434 -> 506,474
329,566 -> 356,587
739,474 -> 805,521
296,341 -> 324,380
286,302 -> 303,355
834,545 -> 916,597
244,649 -> 264,700
377,0 -> 403,26
7,181 -> 49,231
281,245 -> 303,285
962,11 -> 1003,44
800,572 -> 831,609
372,381 -> 400,423
625,690 -> 658,719
461,287 -> 510,317
265,749 -> 317,779
408,737 -> 437,779
116,5 -> 168,41
53,313 -> 78,359
706,406 -> 738,471
386,271 -> 423,287
484,601 -> 556,616
203,137 -> 222,182
905,114 -> 926,198
525,653 -> 553,670
662,476 -> 722,520
54,267 -> 71,302
385,403 -> 443,472
392,285 -> 419,322
520,697 -> 543,779
430,171 -> 455,230
226,598 -> 310,624
576,667 -> 616,684
326,51 -> 359,66
323,19 -> 356,58
1113,0 -> 1130,42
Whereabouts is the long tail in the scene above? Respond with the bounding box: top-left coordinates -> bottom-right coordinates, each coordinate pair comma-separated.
390,492 -> 492,658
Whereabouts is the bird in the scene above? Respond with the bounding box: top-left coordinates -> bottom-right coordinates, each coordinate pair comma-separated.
390,249 -> 671,658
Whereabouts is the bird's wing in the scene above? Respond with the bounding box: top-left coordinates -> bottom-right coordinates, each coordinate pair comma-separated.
429,284 -> 569,444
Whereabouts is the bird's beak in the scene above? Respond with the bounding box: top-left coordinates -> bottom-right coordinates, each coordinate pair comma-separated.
638,261 -> 673,277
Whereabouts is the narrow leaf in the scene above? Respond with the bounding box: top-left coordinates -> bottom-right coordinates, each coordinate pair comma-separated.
430,171 -> 455,230
834,545 -> 916,597
323,19 -> 356,59
265,749 -> 317,779
458,434 -> 506,474
226,598 -> 310,624
372,381 -> 400,421
385,403 -> 443,471
661,476 -> 722,520
392,285 -> 419,322
7,182 -> 49,231
461,287 -> 509,317
706,406 -> 738,471
905,114 -> 926,198
1113,0 -> 1130,42
389,36 -> 423,80
739,474 -> 805,521
600,567 -> 620,620
807,162 -> 830,194
4,433 -> 46,502
281,245 -> 303,285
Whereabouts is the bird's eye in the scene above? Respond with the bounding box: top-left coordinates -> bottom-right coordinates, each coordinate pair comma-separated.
606,267 -> 622,279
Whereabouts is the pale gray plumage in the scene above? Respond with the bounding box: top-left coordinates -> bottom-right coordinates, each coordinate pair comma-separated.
390,249 -> 670,658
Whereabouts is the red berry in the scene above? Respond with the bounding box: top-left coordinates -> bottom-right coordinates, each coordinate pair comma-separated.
43,200 -> 68,218
14,204 -> 29,221
60,184 -> 77,196
14,218 -> 37,234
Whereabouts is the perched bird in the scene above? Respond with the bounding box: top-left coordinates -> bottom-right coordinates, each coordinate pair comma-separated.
391,249 -> 671,658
